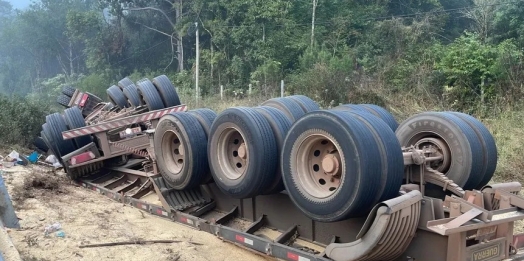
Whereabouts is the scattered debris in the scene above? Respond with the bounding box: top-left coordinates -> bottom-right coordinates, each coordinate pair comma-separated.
79,239 -> 182,248
43,222 -> 61,236
44,155 -> 62,168
23,234 -> 38,247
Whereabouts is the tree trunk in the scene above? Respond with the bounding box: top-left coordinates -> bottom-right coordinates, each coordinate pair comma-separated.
211,41 -> 214,90
176,0 -> 184,72
69,40 -> 74,76
311,0 -> 318,48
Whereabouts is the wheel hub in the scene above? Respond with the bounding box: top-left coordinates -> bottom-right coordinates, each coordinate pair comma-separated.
161,130 -> 185,174
217,126 -> 249,180
322,154 -> 340,175
415,137 -> 451,172
292,130 -> 344,199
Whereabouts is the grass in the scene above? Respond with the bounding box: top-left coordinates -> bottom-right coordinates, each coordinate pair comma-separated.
484,110 -> 524,184
179,90 -> 522,186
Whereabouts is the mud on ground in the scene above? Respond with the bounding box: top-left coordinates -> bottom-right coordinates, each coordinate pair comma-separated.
2,165 -> 274,261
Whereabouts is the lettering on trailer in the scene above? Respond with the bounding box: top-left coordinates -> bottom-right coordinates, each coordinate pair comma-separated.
471,244 -> 501,261
61,105 -> 187,139
287,252 -> 311,261
235,235 -> 254,246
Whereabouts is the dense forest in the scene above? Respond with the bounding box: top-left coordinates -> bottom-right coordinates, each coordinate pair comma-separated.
1,0 -> 524,114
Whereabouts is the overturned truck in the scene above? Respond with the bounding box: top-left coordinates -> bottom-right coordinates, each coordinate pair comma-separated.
36,75 -> 524,261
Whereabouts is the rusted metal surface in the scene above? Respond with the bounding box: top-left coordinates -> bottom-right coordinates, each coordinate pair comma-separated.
324,190 -> 422,261
52,101 -> 524,261
61,105 -> 187,139
482,182 -> 522,211
70,160 -> 524,261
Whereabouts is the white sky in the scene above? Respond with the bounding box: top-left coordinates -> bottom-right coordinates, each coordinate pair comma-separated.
6,0 -> 35,10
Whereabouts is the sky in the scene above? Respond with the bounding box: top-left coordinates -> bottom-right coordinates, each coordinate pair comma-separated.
7,0 -> 34,10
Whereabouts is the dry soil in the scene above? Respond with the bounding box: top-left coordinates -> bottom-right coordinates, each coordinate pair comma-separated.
2,165 -> 273,261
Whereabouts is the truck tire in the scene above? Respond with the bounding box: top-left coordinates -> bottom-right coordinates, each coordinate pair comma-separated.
281,110 -> 383,222
358,104 -> 399,131
187,108 -> 217,138
46,113 -> 77,157
152,75 -> 181,107
154,112 -> 209,190
56,95 -> 71,108
332,104 -> 369,112
261,97 -> 305,122
118,77 -> 134,89
447,111 -> 497,189
395,112 -> 483,189
41,132 -> 55,156
62,86 -> 76,97
208,107 -> 277,199
42,123 -> 65,166
64,106 -> 91,149
337,110 -> 404,202
107,85 -> 129,108
33,136 -> 49,153
40,128 -> 55,156
136,79 -> 165,111
254,106 -> 293,194
123,84 -> 142,108
286,95 -> 320,113
187,108 -> 217,184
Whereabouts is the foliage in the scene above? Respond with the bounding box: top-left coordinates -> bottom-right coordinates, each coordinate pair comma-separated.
0,95 -> 52,146
1,0 -> 524,122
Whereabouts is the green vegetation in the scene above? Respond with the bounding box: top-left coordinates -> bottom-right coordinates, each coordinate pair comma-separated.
0,0 -> 523,182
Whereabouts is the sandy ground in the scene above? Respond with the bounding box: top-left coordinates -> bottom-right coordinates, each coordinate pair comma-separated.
1,165 -> 273,261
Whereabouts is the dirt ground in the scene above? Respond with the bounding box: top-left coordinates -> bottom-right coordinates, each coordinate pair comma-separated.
1,165 -> 273,261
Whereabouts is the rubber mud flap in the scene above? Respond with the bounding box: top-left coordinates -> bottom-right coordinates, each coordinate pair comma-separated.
154,112 -> 209,190
208,107 -> 278,199
281,110 -> 383,222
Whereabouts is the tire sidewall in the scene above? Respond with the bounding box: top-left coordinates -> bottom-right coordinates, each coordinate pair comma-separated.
282,113 -> 364,221
395,114 -> 472,187
154,115 -> 193,189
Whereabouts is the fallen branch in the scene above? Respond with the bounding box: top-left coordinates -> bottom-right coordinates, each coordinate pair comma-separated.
79,240 -> 181,248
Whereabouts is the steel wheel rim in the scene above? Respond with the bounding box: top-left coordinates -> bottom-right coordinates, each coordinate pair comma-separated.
293,130 -> 343,199
217,126 -> 249,180
161,130 -> 184,174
